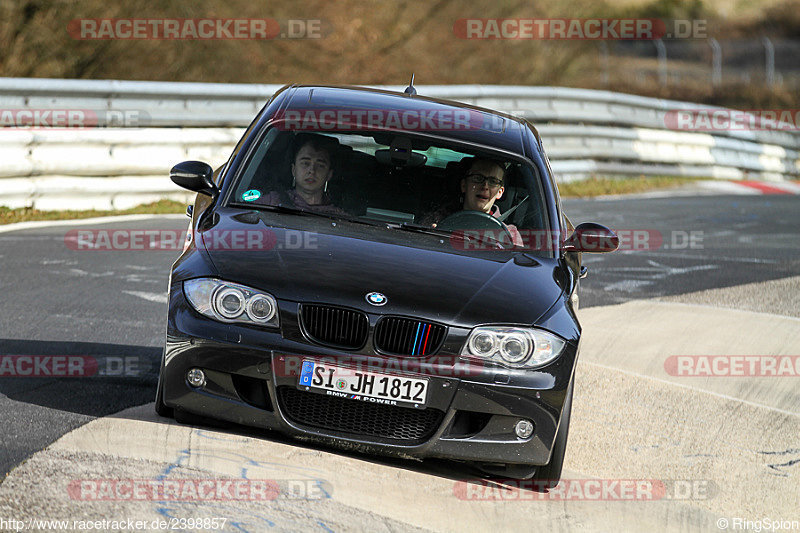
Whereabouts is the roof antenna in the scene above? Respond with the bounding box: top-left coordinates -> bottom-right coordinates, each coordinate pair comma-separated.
404,74 -> 417,96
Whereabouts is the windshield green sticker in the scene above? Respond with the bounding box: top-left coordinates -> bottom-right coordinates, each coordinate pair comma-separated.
242,189 -> 261,202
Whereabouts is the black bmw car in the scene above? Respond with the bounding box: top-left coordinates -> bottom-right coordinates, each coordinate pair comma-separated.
156,83 -> 618,484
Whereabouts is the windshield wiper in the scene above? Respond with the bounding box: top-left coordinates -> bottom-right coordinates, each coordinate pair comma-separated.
241,203 -> 342,220
241,203 -> 389,228
394,222 -> 470,243
396,222 -> 514,249
240,204 -> 510,248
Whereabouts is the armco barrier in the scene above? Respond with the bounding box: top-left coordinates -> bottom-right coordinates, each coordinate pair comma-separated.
2,176 -> 194,211
1,78 -> 799,209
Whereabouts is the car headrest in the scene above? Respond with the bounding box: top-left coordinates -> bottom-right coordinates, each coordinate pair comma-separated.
444,159 -> 469,193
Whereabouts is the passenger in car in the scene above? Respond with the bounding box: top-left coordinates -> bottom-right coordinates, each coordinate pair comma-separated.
419,157 -> 524,246
255,133 -> 349,217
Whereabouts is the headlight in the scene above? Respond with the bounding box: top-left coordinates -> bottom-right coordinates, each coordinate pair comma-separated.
183,278 -> 279,328
460,326 -> 566,369
468,331 -> 497,356
214,287 -> 246,319
246,294 -> 275,322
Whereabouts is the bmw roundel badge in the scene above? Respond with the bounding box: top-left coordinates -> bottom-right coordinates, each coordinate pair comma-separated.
366,292 -> 387,306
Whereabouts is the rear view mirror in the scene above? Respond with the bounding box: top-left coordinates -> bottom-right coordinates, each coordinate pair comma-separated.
170,161 -> 218,199
564,222 -> 619,253
374,149 -> 427,167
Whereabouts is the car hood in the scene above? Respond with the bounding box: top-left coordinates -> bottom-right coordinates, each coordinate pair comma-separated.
198,212 -> 565,327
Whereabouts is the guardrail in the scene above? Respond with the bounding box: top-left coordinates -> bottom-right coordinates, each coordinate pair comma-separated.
1,78 -> 798,210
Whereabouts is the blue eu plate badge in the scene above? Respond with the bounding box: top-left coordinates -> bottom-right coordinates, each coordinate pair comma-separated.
299,361 -> 315,386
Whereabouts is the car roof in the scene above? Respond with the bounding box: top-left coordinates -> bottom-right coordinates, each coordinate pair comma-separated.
278,85 -> 536,156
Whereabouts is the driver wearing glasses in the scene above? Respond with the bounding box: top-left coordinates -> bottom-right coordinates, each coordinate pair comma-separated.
462,159 -> 507,214
420,157 -> 523,246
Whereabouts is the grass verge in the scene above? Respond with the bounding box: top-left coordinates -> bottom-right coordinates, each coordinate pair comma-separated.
0,199 -> 186,225
557,175 -> 701,198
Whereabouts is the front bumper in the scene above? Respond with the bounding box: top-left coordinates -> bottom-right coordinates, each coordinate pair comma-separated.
162,286 -> 578,467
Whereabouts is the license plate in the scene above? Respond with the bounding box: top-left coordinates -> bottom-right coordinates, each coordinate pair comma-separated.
297,360 -> 429,409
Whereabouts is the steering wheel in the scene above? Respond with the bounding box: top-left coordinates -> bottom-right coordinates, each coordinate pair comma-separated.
435,210 -> 515,248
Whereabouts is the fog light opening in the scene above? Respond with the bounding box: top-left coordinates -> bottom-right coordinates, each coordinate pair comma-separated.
187,368 -> 206,388
515,419 -> 534,439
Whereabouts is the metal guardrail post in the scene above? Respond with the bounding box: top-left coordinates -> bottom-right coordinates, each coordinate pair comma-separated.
709,38 -> 722,87
762,37 -> 776,87
599,42 -> 610,87
654,39 -> 668,86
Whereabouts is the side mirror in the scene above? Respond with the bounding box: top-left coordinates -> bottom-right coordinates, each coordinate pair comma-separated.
564,222 -> 619,253
170,161 -> 218,199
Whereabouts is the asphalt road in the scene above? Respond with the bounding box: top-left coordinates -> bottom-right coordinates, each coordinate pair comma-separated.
0,215 -> 181,477
0,193 -> 798,505
563,194 -> 800,307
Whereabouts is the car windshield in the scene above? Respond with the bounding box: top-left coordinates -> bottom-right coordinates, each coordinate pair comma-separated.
227,128 -> 552,254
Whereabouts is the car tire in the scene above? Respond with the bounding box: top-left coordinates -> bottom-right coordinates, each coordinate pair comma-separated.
533,377 -> 574,488
154,353 -> 174,418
